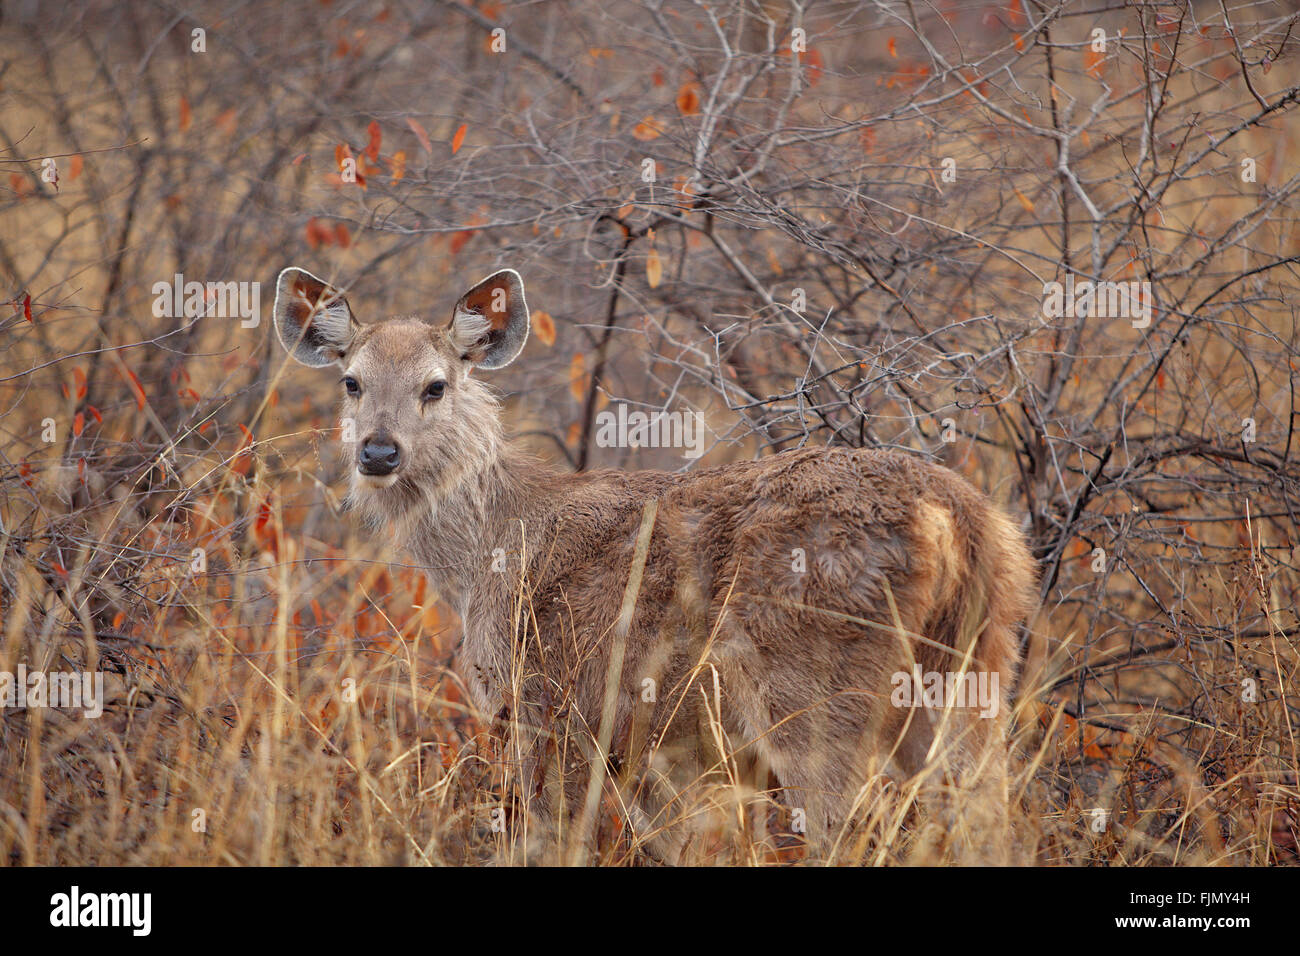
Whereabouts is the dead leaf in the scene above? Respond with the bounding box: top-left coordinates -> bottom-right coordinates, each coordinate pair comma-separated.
646,247 -> 663,288
407,118 -> 433,154
676,82 -> 701,115
532,310 -> 556,347
568,353 -> 588,400
632,116 -> 664,141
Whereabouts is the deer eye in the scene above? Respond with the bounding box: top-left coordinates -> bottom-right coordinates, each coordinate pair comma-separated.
422,380 -> 446,402
342,376 -> 360,396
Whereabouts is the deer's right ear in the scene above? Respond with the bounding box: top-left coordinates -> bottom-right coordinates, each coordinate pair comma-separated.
448,269 -> 529,370
273,267 -> 359,367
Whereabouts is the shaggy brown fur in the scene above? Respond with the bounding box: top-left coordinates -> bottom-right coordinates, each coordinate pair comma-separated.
273,266 -> 1039,862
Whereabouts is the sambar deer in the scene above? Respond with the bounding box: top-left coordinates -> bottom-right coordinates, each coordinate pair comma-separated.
273,266 -> 1038,863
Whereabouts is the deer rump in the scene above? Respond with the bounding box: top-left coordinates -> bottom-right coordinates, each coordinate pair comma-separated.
470,445 -> 1037,856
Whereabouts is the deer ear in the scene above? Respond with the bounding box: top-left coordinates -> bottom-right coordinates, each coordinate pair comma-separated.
448,269 -> 529,370
273,267 -> 359,367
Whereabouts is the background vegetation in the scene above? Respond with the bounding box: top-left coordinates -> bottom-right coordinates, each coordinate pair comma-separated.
1,0 -> 1297,864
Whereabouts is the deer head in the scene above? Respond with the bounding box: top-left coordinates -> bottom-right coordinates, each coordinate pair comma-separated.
272,266 -> 530,521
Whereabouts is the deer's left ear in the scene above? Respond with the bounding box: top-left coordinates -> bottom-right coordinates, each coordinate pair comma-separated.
448,269 -> 529,370
273,267 -> 359,367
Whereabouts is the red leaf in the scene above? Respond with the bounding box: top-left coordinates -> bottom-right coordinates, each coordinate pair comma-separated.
87,405 -> 102,424
803,47 -> 824,85
126,369 -> 146,410
449,227 -> 476,255
22,293 -> 32,322
305,217 -> 329,249
179,96 -> 192,133
451,123 -> 467,154
365,120 -> 381,161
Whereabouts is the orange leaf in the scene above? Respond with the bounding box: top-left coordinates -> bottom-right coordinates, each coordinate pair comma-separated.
1084,48 -> 1104,78
407,118 -> 433,154
646,248 -> 663,288
335,223 -> 351,248
67,155 -> 83,181
532,310 -> 556,347
215,107 -> 238,136
451,123 -> 467,154
179,96 -> 192,133
73,366 -> 87,399
676,81 -> 701,115
389,149 -> 406,182
73,412 -> 85,437
568,353 -> 588,401
887,37 -> 897,58
632,116 -> 664,141
1013,187 -> 1035,213
366,120 -> 381,161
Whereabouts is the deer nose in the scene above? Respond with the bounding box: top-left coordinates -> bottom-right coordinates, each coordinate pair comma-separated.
358,435 -> 402,476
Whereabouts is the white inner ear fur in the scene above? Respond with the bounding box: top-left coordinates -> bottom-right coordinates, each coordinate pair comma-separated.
297,287 -> 353,348
450,307 -> 491,354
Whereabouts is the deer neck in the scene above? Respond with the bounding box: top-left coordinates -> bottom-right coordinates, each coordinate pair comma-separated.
401,440 -> 555,616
